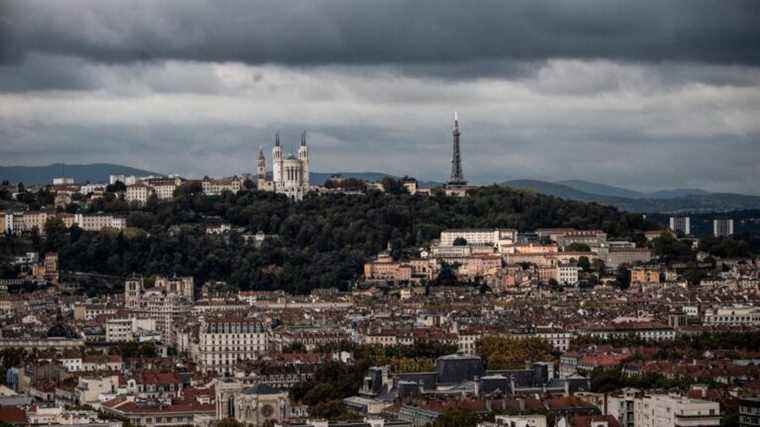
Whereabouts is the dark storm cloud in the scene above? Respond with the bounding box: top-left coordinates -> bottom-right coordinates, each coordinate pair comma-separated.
3,0 -> 760,70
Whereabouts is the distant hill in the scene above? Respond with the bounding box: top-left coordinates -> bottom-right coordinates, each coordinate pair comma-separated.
648,188 -> 712,199
557,179 -> 645,199
505,179 -> 760,213
0,163 -> 160,185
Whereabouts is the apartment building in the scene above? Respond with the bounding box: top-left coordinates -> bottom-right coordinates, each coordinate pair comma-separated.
105,318 -> 157,342
713,219 -> 734,238
439,228 -> 517,251
201,177 -> 243,196
74,213 -> 126,232
669,217 -> 691,236
145,178 -> 181,200
556,263 -> 582,286
197,317 -> 269,372
703,306 -> 760,326
634,394 -> 720,427
631,267 -> 661,285
126,183 -> 153,205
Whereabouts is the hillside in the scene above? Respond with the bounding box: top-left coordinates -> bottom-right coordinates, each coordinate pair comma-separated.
0,163 -> 160,185
28,185 -> 649,294
557,180 -> 645,199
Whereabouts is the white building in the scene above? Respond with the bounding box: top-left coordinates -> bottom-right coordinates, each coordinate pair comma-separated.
479,414 -> 547,427
607,388 -> 640,427
634,394 -> 720,427
197,317 -> 270,372
713,219 -> 734,237
439,228 -> 517,252
125,183 -> 153,205
556,263 -> 581,286
74,213 -> 126,232
53,177 -> 75,185
703,305 -> 760,326
669,217 -> 691,236
105,317 -> 157,342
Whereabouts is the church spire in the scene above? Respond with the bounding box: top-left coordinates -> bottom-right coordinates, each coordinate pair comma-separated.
300,131 -> 307,146
275,132 -> 280,147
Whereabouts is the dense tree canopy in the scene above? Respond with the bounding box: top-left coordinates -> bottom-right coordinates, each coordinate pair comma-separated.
25,185 -> 653,293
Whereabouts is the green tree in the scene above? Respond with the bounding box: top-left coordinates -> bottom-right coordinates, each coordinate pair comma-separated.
434,408 -> 479,427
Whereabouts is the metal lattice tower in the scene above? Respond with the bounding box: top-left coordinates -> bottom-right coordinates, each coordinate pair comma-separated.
448,112 -> 466,185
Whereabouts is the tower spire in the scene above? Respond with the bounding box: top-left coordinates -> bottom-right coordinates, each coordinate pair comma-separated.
448,112 -> 466,186
301,131 -> 307,146
275,132 -> 280,147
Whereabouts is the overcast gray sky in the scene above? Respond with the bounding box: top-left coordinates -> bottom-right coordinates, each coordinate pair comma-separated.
1,0 -> 759,193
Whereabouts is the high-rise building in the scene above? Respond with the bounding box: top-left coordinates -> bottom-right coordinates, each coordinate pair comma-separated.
713,219 -> 734,237
448,112 -> 467,186
739,397 -> 760,427
669,216 -> 691,236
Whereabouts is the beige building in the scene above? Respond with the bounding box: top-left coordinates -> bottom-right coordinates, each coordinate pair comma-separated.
126,183 -> 153,205
632,267 -> 661,285
105,317 -> 157,342
202,177 -> 243,196
155,276 -> 195,301
74,213 -> 126,232
145,177 -> 182,200
125,277 -> 192,344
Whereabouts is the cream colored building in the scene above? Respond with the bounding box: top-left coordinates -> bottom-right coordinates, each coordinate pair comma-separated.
197,317 -> 269,372
703,305 -> 760,326
126,183 -> 153,205
145,177 -> 182,200
479,414 -> 547,427
74,213 -> 126,232
106,317 -> 157,342
155,275 -> 195,301
634,394 -> 720,427
202,177 -> 243,196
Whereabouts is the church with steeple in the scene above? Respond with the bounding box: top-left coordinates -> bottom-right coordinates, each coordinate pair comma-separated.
256,132 -> 311,200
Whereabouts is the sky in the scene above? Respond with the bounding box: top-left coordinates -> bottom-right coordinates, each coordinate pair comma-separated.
1,0 -> 760,194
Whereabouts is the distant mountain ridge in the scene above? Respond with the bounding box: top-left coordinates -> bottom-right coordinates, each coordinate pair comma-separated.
0,163 -> 160,185
505,179 -> 760,213
0,164 -> 437,188
4,163 -> 756,213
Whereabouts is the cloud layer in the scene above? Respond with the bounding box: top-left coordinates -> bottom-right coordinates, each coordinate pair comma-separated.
1,0 -> 759,194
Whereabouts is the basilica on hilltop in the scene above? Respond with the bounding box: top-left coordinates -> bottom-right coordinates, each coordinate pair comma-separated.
257,132 -> 310,200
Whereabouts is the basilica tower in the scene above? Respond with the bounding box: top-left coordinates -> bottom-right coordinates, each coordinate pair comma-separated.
272,132 -> 283,187
298,131 -> 310,189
